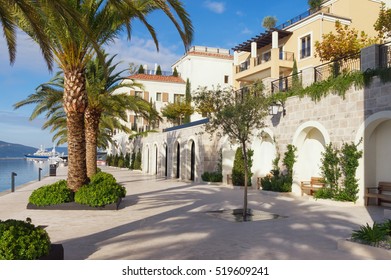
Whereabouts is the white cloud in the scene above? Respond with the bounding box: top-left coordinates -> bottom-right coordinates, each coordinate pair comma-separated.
203,1 -> 226,14
104,36 -> 183,73
241,27 -> 252,35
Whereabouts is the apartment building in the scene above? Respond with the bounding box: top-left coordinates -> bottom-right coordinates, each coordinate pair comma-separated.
109,46 -> 233,156
233,0 -> 387,90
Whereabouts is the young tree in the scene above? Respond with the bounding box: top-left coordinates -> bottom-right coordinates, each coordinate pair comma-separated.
374,2 -> 391,40
262,16 -> 277,31
173,67 -> 179,77
156,65 -> 162,75
308,0 -> 322,12
194,83 -> 269,220
138,65 -> 145,74
161,102 -> 194,125
315,21 -> 379,62
184,78 -> 192,124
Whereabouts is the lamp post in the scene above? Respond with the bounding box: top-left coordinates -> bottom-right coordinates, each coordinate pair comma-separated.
11,172 -> 17,192
38,167 -> 42,181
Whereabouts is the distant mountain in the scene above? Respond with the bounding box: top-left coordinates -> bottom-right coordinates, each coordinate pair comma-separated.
0,141 -> 37,158
0,141 -> 68,158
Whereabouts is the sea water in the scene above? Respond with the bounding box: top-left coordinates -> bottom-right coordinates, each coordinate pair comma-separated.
0,159 -> 49,193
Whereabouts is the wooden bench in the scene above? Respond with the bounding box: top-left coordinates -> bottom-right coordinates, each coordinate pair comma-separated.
300,177 -> 325,196
365,181 -> 391,206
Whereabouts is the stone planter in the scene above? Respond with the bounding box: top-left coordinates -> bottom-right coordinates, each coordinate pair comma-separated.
338,239 -> 391,259
39,244 -> 64,260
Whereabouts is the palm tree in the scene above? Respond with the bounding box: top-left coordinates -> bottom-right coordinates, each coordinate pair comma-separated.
84,54 -> 152,177
14,54 -> 156,178
1,0 -> 88,70
18,0 -> 193,191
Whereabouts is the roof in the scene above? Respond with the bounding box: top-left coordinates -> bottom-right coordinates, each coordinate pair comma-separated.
127,74 -> 186,84
232,29 -> 292,52
186,51 -> 233,60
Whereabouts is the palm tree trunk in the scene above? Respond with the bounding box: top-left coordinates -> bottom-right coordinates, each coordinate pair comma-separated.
85,108 -> 101,178
63,69 -> 88,191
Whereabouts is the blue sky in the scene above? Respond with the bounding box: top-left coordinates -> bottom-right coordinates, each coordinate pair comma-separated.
0,0 -> 310,148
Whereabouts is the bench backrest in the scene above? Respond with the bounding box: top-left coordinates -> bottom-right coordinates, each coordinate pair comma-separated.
378,182 -> 391,192
311,177 -> 324,185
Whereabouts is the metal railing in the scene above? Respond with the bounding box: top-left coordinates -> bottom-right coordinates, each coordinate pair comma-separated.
238,59 -> 251,72
144,69 -> 174,76
314,53 -> 361,82
271,71 -> 302,94
275,7 -> 330,30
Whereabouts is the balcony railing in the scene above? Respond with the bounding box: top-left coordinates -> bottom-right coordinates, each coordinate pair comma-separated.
255,55 -> 271,66
280,51 -> 294,61
314,53 -> 361,82
144,69 -> 174,76
238,59 -> 251,72
271,71 -> 302,94
275,7 -> 330,30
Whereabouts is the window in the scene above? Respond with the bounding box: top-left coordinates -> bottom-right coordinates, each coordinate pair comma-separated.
279,47 -> 284,60
174,94 -> 184,103
300,35 -> 311,59
156,92 -> 162,101
135,91 -> 143,97
224,75 -> 229,84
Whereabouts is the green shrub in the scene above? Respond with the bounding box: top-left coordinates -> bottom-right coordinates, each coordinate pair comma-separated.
261,174 -> 291,192
90,172 -> 117,185
134,151 -> 142,170
29,180 -> 73,206
351,222 -> 387,246
201,171 -> 223,182
0,219 -> 50,260
314,187 -> 334,199
75,182 -> 126,207
232,148 -> 253,186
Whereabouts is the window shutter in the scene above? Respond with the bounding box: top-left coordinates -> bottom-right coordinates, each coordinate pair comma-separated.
144,91 -> 149,101
163,92 -> 169,102
129,90 -> 135,96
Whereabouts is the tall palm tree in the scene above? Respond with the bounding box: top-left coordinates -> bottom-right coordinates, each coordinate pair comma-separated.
84,54 -> 152,177
18,0 -> 193,191
14,54 -> 158,178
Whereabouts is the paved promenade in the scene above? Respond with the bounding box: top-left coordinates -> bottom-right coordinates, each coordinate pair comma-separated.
0,166 -> 388,260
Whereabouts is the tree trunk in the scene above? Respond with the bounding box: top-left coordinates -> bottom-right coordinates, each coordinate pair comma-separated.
63,69 -> 88,191
242,142 -> 248,221
85,108 -> 101,178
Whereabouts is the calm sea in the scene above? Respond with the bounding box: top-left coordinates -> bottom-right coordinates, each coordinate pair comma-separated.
0,158 -> 49,193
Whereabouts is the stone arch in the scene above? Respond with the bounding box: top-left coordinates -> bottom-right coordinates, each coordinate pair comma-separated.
162,142 -> 168,177
144,144 -> 150,174
251,129 -> 277,186
153,143 -> 158,175
355,111 -> 391,204
292,121 -> 330,195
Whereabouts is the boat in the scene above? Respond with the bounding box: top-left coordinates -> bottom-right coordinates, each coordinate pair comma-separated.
25,145 -> 61,161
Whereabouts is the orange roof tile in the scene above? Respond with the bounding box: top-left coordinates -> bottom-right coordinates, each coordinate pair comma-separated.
127,74 -> 186,84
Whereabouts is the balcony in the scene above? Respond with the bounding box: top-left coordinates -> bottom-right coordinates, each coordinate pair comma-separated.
235,49 -> 295,82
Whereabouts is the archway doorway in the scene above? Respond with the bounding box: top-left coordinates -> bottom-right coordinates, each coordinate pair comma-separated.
176,142 -> 180,179
190,141 -> 195,181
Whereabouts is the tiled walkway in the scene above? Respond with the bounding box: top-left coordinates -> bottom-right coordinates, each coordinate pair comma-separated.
0,166 -> 387,260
